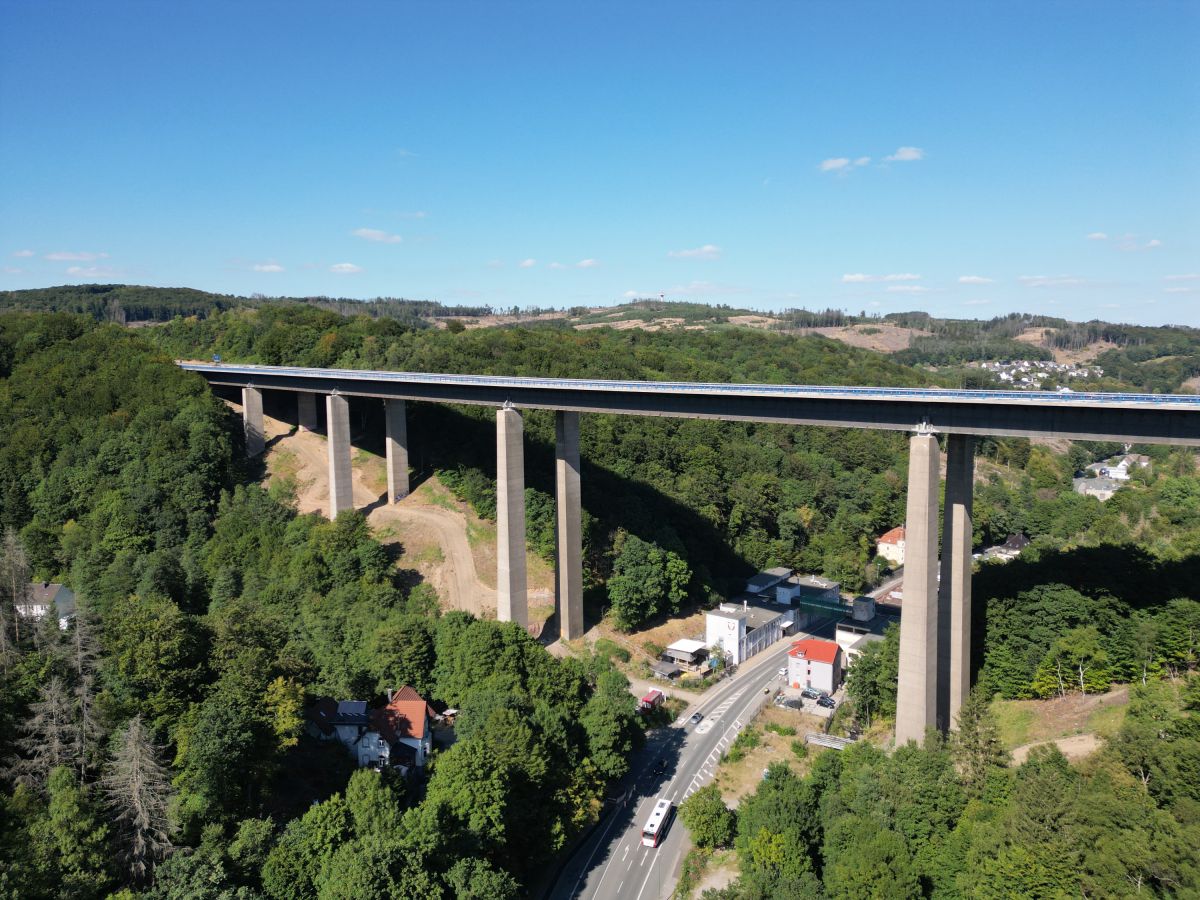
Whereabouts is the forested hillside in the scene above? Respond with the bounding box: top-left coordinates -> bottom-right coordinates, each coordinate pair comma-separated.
0,313 -> 641,897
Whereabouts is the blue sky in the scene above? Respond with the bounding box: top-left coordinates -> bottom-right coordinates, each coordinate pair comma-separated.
2,1 -> 1197,324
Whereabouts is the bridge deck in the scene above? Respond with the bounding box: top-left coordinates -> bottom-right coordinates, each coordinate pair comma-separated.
179,362 -> 1200,446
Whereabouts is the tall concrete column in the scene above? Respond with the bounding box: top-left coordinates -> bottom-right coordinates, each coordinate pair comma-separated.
496,407 -> 528,627
242,387 -> 265,457
555,411 -> 584,641
939,434 -> 975,730
384,399 -> 409,502
297,392 -> 318,432
895,429 -> 941,746
326,393 -> 354,517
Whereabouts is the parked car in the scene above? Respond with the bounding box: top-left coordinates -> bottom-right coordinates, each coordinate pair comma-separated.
689,712 -> 703,725
816,696 -> 837,710
800,687 -> 822,700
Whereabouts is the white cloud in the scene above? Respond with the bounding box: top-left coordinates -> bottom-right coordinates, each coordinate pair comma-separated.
958,275 -> 993,284
1164,286 -> 1196,294
46,251 -> 108,261
668,244 -> 721,260
1087,232 -> 1108,241
11,249 -> 34,258
1164,273 -> 1200,281
885,146 -> 924,162
854,156 -> 871,167
820,157 -> 851,172
519,258 -> 536,268
547,262 -> 567,270
842,272 -> 921,283
623,290 -> 640,299
576,258 -> 599,268
252,263 -> 284,273
667,280 -> 749,296
3,266 -> 24,274
352,227 -> 403,244
1018,275 -> 1086,288
886,284 -> 928,293
1145,239 -> 1162,249
66,265 -> 119,278
330,262 -> 362,274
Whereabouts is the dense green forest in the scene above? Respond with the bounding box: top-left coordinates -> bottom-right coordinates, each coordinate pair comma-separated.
0,313 -> 642,897
685,679 -> 1200,898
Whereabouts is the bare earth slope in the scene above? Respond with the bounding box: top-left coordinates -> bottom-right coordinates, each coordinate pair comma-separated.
258,414 -> 553,621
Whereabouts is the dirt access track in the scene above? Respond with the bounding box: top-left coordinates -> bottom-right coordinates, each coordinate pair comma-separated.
256,413 -> 554,622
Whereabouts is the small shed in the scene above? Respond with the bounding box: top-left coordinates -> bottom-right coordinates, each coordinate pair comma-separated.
662,638 -> 709,671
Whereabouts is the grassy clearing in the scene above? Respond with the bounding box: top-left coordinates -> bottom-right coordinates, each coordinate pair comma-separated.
991,699 -> 1035,749
1087,702 -> 1127,739
713,705 -> 826,805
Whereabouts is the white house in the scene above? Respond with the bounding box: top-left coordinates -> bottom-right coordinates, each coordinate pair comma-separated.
787,638 -> 842,694
15,583 -> 77,631
306,685 -> 436,772
876,527 -> 905,567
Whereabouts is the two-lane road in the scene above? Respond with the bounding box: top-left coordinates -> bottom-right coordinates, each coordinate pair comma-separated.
552,615 -> 838,900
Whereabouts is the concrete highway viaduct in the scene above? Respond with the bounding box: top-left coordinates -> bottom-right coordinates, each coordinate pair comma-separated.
180,362 -> 1200,743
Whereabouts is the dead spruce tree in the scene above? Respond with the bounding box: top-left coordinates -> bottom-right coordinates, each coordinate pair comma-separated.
102,715 -> 174,883
9,676 -> 75,790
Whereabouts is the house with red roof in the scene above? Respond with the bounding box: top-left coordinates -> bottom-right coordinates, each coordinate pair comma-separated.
304,685 -> 436,772
876,526 -> 906,567
787,638 -> 843,695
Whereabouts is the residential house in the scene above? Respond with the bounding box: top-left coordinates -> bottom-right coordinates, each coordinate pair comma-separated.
306,685 -> 437,772
876,527 -> 906,567
15,582 -> 77,631
787,638 -> 843,694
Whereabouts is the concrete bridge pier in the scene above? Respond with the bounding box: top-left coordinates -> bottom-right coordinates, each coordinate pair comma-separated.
895,429 -> 941,745
297,392 -> 319,432
496,407 -> 528,626
940,434 -> 975,730
326,393 -> 354,517
384,399 -> 409,502
555,411 -> 584,641
242,387 -> 265,457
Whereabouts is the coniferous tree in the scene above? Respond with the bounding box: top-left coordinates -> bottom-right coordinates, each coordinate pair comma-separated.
952,685 -> 1009,794
70,598 -> 105,779
0,528 -> 29,645
102,715 -> 174,884
9,676 -> 75,790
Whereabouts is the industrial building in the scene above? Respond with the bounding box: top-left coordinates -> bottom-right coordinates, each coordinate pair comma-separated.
705,597 -> 793,667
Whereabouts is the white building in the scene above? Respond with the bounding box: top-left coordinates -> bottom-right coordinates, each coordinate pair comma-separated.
787,638 -> 842,694
16,582 -> 77,631
705,598 -> 792,667
876,527 -> 905,567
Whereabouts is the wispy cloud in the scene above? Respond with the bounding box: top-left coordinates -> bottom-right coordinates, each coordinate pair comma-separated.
884,146 -> 924,162
10,249 -> 34,258
1165,273 -> 1200,281
1019,275 -> 1086,288
576,258 -> 599,268
820,156 -> 871,174
487,259 -> 504,269
886,284 -> 928,293
396,148 -> 418,159
1087,232 -> 1108,241
353,227 -> 403,244
842,273 -> 921,283
1164,286 -> 1196,294
519,258 -> 536,268
3,266 -> 25,275
547,262 -> 567,270
252,263 -> 284,273
668,244 -> 722,260
958,275 -> 994,284
667,280 -> 749,296
66,265 -> 119,278
46,251 -> 108,261
330,263 -> 362,274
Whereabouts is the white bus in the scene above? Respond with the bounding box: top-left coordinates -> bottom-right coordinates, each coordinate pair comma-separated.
641,798 -> 673,848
